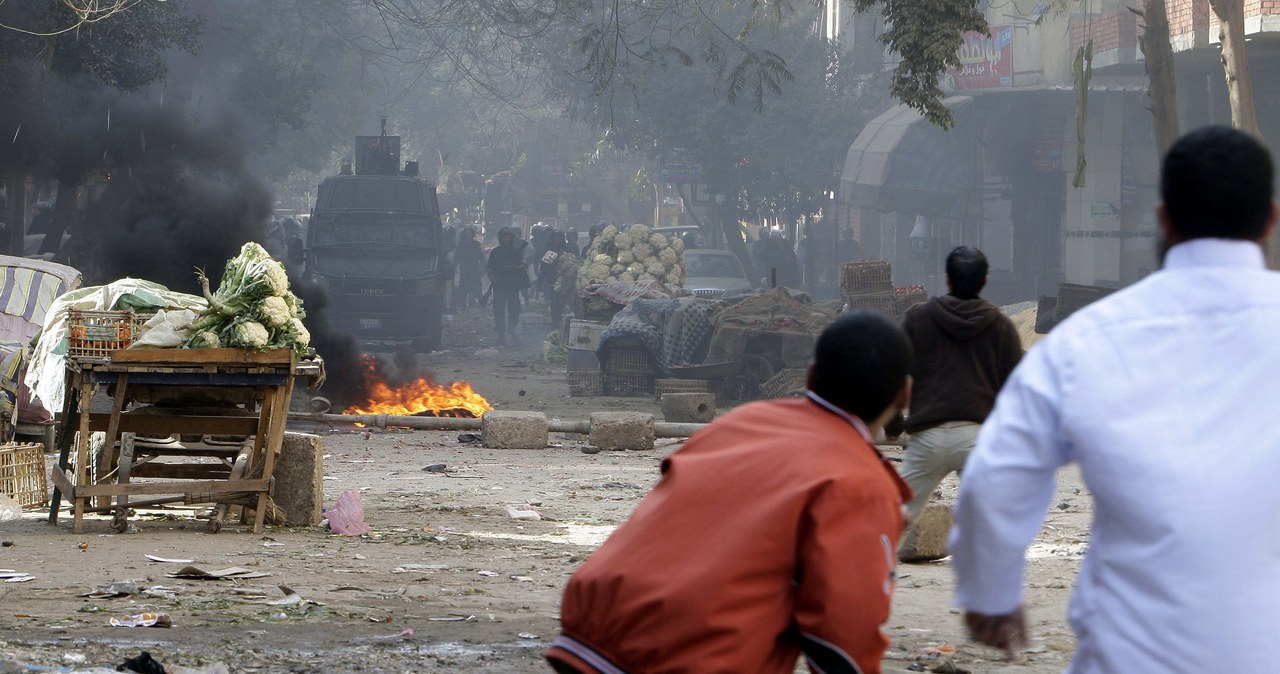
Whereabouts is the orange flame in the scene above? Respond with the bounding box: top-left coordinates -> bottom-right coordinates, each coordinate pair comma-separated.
342,355 -> 493,419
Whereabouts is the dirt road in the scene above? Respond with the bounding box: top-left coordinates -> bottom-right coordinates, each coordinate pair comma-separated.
0,308 -> 1087,673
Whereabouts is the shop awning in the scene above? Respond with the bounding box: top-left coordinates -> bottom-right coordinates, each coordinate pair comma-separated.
840,96 -> 978,219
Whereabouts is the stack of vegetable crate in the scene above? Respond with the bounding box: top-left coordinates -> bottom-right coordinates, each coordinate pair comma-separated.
566,319 -> 606,396
841,260 -> 895,315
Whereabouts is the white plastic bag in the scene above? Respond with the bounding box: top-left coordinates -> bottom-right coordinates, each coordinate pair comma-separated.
0,494 -> 22,521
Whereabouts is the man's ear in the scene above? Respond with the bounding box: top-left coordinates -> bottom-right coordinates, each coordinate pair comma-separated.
1263,202 -> 1279,244
897,376 -> 912,412
805,364 -> 815,392
1156,204 -> 1176,245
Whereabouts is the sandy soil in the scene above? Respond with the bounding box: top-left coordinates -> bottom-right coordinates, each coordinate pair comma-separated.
0,306 -> 1088,673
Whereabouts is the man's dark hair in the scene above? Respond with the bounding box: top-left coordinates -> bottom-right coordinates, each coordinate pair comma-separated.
810,310 -> 912,422
1162,126 -> 1274,241
945,246 -> 988,300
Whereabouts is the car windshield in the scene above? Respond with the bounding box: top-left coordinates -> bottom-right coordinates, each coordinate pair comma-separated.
686,253 -> 744,278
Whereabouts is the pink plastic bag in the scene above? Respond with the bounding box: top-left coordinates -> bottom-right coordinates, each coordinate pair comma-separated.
324,490 -> 371,536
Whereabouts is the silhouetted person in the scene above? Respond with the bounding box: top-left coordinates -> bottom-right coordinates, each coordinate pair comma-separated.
486,227 -> 529,345
454,225 -> 484,310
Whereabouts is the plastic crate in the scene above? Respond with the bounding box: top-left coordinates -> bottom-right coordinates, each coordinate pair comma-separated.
0,442 -> 47,510
67,309 -> 139,361
894,285 -> 929,315
567,370 -> 603,397
760,368 -> 807,399
602,343 -> 655,397
840,260 -> 893,294
655,378 -> 710,399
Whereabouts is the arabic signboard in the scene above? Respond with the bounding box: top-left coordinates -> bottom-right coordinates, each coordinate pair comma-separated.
949,25 -> 1013,90
659,150 -> 703,184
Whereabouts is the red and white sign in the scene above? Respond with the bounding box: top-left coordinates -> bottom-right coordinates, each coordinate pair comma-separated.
948,25 -> 1013,90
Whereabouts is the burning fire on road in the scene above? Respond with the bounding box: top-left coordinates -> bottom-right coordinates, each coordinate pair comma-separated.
342,355 -> 492,419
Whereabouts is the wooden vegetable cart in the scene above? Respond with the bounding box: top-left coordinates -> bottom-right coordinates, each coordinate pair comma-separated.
47,348 -> 304,534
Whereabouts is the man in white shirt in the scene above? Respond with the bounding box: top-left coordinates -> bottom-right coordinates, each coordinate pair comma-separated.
950,125 -> 1280,672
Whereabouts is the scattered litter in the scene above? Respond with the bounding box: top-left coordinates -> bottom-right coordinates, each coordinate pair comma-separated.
0,570 -> 34,583
142,586 -> 180,600
145,554 -> 194,564
1,541 -> 13,547
423,463 -> 448,473
83,580 -> 141,598
477,570 -> 499,577
428,614 -> 477,622
518,632 -> 539,640
110,613 -> 172,628
262,541 -> 284,548
912,645 -> 957,657
373,627 -> 414,640
506,505 -> 541,521
118,651 -> 167,673
393,564 -> 448,573
510,575 -> 533,582
457,433 -> 481,443
324,490 -> 371,536
166,566 -> 270,580
0,495 -> 20,521
332,586 -> 371,592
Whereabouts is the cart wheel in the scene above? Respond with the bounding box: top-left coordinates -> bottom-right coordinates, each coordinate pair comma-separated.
112,508 -> 128,534
207,518 -> 222,534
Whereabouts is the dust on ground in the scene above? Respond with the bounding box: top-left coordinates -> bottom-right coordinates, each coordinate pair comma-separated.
0,305 -> 1086,673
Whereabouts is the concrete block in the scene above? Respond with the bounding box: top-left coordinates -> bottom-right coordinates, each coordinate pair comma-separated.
898,503 -> 953,563
271,432 -> 324,527
589,412 -> 655,451
481,411 -> 548,449
660,392 -> 716,423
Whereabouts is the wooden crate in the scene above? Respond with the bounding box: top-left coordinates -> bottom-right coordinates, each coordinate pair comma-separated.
0,442 -> 46,509
843,290 -> 896,315
655,378 -> 710,399
67,309 -> 139,362
602,341 -> 655,397
760,368 -> 807,399
568,370 -> 602,397
841,260 -> 892,294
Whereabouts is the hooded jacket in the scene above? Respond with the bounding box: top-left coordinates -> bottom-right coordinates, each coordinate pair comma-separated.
902,295 -> 1022,433
546,395 -> 910,674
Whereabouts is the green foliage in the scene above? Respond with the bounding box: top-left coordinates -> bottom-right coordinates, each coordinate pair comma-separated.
851,0 -> 987,128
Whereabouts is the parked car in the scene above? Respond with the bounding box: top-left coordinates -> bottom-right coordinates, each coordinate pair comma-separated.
682,249 -> 754,299
653,225 -> 706,249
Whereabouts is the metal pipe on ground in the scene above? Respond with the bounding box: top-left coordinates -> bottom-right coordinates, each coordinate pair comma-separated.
287,412 -> 707,438
285,412 -> 905,446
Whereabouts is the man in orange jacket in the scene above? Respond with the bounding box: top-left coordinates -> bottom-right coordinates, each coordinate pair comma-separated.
546,310 -> 914,674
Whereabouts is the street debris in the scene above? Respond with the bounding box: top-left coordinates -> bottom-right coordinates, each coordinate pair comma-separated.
0,570 -> 34,583
506,505 -> 542,520
518,632 -> 539,640
324,490 -> 371,536
83,580 -> 141,598
166,566 -> 270,580
478,570 -> 500,577
145,554 -> 194,564
109,612 -> 173,628
457,433 -> 481,443
118,651 -> 166,674
423,463 -> 448,473
393,563 -> 449,573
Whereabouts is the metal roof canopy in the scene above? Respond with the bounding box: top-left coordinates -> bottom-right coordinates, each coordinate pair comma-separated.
840,96 -> 979,219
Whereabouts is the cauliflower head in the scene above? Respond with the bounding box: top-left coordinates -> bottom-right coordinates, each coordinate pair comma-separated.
631,244 -> 650,261
615,233 -> 633,249
645,259 -> 665,276
189,330 -> 221,349
287,318 -> 311,348
626,262 -> 645,276
617,250 -> 635,265
258,295 -> 292,328
227,320 -> 270,349
618,272 -> 635,284
650,233 -> 668,249
628,224 -> 651,241
659,248 -> 679,266
593,253 -> 613,265
672,237 -> 685,253
601,225 -> 618,238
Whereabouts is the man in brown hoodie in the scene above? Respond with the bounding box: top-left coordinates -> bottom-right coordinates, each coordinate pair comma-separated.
899,246 -> 1022,554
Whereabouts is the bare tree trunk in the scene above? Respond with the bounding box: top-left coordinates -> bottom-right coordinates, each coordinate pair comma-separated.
1208,0 -> 1273,266
1135,0 -> 1180,157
